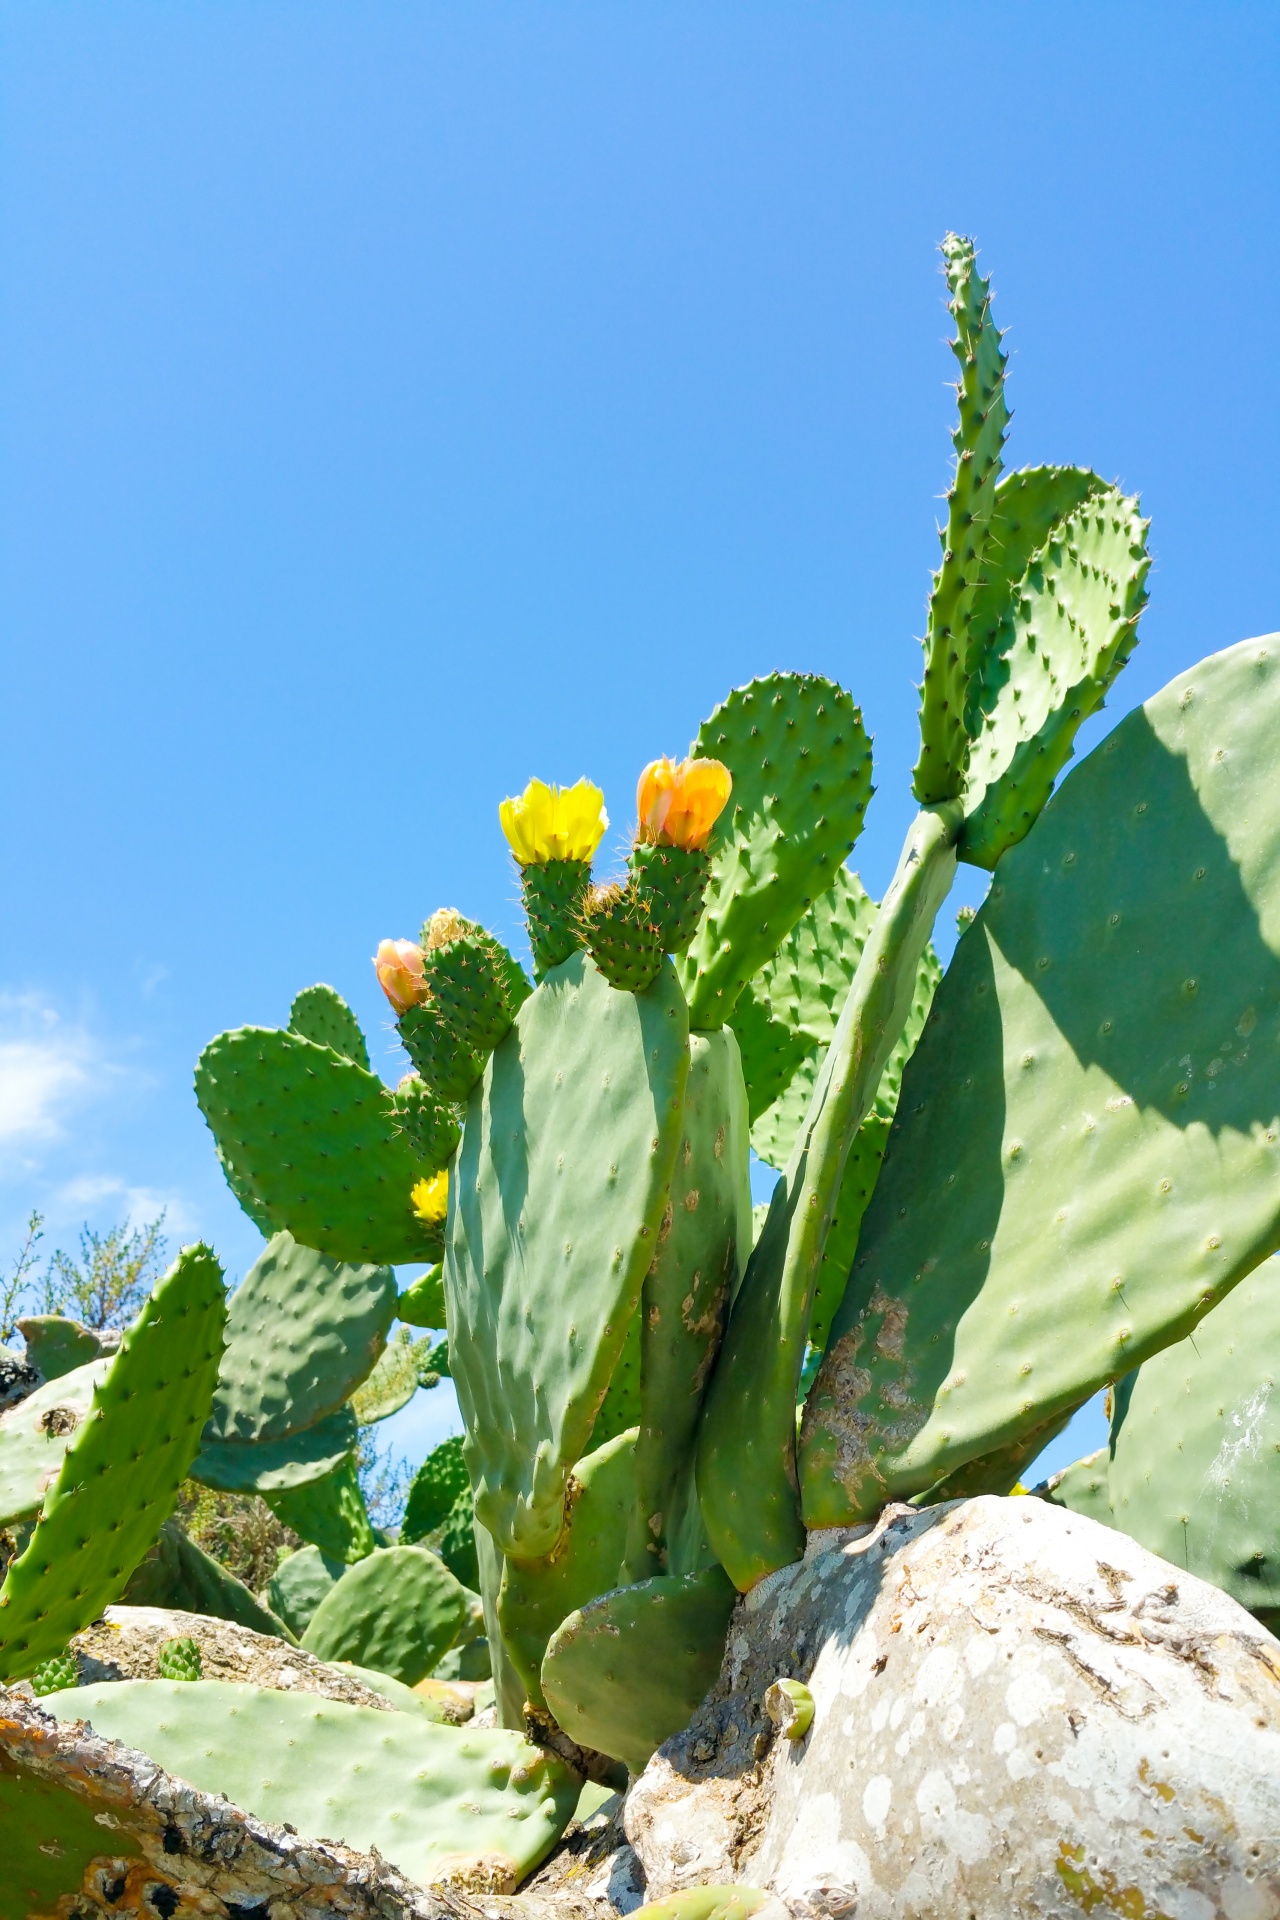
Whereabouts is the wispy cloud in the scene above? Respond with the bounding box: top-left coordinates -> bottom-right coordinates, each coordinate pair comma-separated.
51,1174 -> 197,1238
0,994 -> 104,1144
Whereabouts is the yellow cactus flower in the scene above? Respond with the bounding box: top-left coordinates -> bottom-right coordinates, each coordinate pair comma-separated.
374,938 -> 427,1015
411,1169 -> 449,1227
499,778 -> 608,865
636,756 -> 732,851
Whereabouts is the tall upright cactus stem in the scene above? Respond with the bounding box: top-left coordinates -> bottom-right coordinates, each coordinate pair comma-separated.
698,803 -> 962,1589
913,235 -> 1009,806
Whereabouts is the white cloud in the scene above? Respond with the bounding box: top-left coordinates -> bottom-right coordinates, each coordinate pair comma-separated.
51,1174 -> 197,1238
0,995 -> 102,1144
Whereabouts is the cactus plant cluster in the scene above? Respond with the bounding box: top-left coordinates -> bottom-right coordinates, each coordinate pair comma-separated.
6,233 -> 1280,1899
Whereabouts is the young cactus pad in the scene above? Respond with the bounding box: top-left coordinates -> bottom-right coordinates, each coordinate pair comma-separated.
0,1244 -> 227,1682
195,1027 -> 442,1264
801,635 -> 1280,1525
37,1680 -> 581,1891
540,1564 -> 737,1774
300,1543 -> 477,1684
204,1231 -> 395,1445
289,982 -> 371,1068
447,950 -> 690,1559
677,674 -> 873,1030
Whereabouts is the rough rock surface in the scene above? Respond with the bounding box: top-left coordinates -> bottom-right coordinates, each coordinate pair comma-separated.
625,1495 -> 1280,1918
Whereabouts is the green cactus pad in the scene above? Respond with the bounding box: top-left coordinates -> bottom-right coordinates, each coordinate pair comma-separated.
436,1484 -> 481,1590
447,951 -> 689,1559
912,233 -> 1009,806
1038,1446 -> 1115,1528
631,843 -> 714,954
592,1303 -> 641,1446
403,1434 -> 472,1544
629,1891 -> 777,1920
677,674 -> 873,1030
425,931 -> 532,1056
910,1405 -> 1074,1506
960,476 -> 1150,869
627,1029 -> 751,1580
39,1679 -> 580,1891
580,882 -> 666,993
389,1075 -> 462,1171
541,1564 -> 736,1773
191,1405 -> 357,1494
14,1315 -> 106,1382
398,998 -> 485,1105
265,1452 -> 377,1563
397,1263 -> 446,1328
123,1517 -> 292,1637
28,1648 -> 78,1695
196,1026 -> 441,1265
499,1427 -> 637,1709
1097,1258 -> 1280,1626
289,982 -> 371,1067
206,1231 -> 395,1445
0,1244 -> 227,1682
0,1356 -> 112,1526
726,984 -> 812,1125
267,1542 -> 347,1636
802,635 -> 1280,1525
352,1325 -> 426,1423
522,858 -> 592,977
301,1543 -> 476,1684
156,1635 -> 203,1680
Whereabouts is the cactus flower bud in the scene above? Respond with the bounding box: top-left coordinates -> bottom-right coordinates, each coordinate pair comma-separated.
499,778 -> 609,865
636,756 -> 732,851
374,938 -> 427,1015
411,1169 -> 449,1227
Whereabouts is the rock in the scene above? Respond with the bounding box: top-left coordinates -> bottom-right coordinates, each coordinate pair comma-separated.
28,1603 -> 472,1718
625,1495 -> 1280,1918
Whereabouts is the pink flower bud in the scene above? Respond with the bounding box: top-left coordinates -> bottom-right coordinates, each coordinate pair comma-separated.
374,938 -> 427,1015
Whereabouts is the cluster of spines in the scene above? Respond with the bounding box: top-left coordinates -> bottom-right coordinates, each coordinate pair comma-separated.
913,233 -> 1010,806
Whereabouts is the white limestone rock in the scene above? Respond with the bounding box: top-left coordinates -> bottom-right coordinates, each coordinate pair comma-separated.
625,1495 -> 1280,1918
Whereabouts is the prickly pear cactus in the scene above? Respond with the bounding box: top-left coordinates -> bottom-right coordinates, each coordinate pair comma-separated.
300,1543 -> 477,1684
801,636 -> 1280,1525
157,1636 -> 203,1681
264,1452 -> 376,1563
192,1403 -> 358,1495
28,1648 -> 78,1696
0,1356 -> 112,1527
288,982 -> 370,1066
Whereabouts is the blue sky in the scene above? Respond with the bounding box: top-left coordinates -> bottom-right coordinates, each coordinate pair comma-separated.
1,4 -> 1277,1479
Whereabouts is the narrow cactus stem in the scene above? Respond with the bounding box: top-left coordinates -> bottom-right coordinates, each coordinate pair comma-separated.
697,802 -> 962,1590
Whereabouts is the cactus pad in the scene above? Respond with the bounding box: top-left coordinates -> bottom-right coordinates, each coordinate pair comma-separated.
0,1356 -> 111,1526
289,982 -> 370,1067
301,1543 -> 476,1684
39,1679 -> 580,1890
264,1452 -> 377,1562
206,1230 -> 395,1445
436,1485 -> 481,1589
0,1244 -> 226,1682
677,674 -> 873,1029
912,234 -> 1009,806
397,1263 -> 446,1328
802,635 -> 1280,1524
498,1427 -> 637,1709
522,858 -> 592,976
192,1404 -> 357,1494
398,998 -> 485,1104
425,930 -> 532,1055
540,1564 -> 736,1773
196,1027 -> 441,1264
123,1517 -> 291,1637
352,1325 -> 426,1423
1038,1446 -> 1114,1528
267,1542 -> 346,1635
403,1433 -> 471,1544
960,475 -> 1150,868
157,1635 -> 203,1680
447,951 -> 689,1559
580,882 -> 666,992
389,1074 -> 462,1170
14,1315 -> 106,1381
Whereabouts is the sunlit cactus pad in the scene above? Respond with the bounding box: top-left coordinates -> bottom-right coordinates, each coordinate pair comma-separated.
300,1543 -> 477,1684
0,1356 -> 112,1527
38,1679 -> 581,1891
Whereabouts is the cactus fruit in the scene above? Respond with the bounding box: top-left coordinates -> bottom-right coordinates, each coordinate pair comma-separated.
630,843 -> 713,955
0,1356 -> 112,1527
912,234 -> 1009,806
424,930 -> 533,1057
389,1074 -> 463,1169
764,1676 -> 814,1739
677,675 -> 873,1031
580,881 -> 666,993
289,982 -> 371,1067
398,998 -> 484,1104
447,951 -> 690,1559
28,1647 -> 78,1696
540,1564 -> 737,1773
403,1434 -> 471,1545
192,1404 -> 358,1495
959,475 -> 1151,869
801,636 -> 1280,1526
498,1427 -> 637,1710
264,1452 -> 377,1563
397,1263 -> 446,1329
37,1679 -> 581,1890
205,1231 -> 395,1446
267,1542 -> 346,1636
0,1244 -> 226,1682
626,1030 -> 752,1581
300,1543 -> 477,1684
196,1027 -> 442,1264
156,1635 -> 203,1681
524,860 -> 594,975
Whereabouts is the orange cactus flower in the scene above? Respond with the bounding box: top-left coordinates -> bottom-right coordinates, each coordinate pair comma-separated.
636,756 -> 732,851
374,938 -> 427,1015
